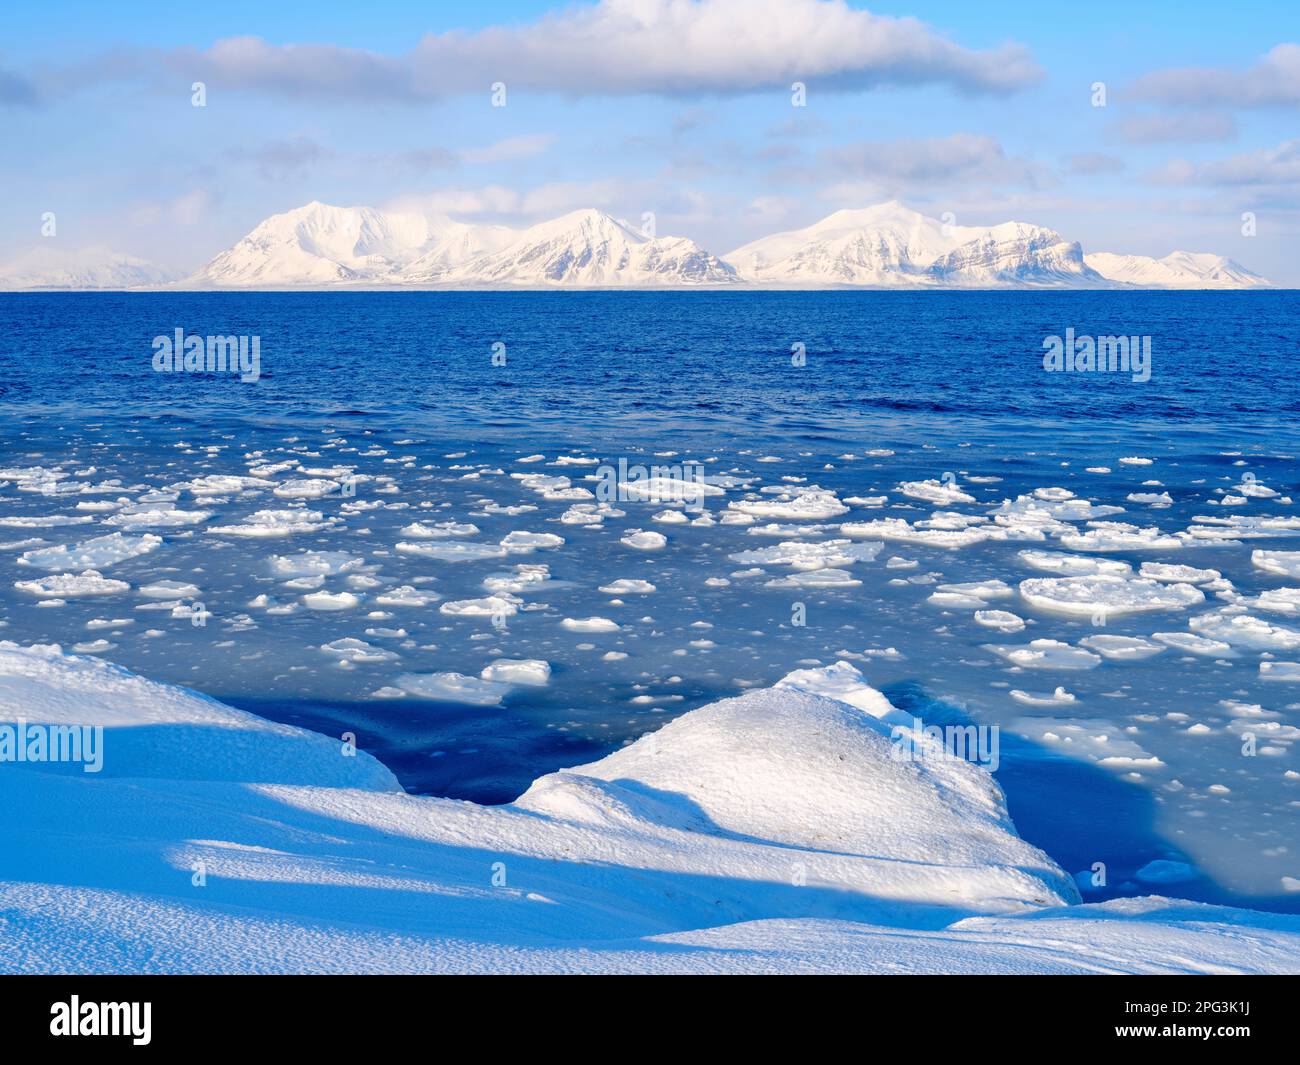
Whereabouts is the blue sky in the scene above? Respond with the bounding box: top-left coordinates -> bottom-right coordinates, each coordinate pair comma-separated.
2,0 -> 1297,280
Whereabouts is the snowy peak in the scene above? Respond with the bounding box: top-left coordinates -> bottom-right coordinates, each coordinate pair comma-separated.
446,208 -> 739,286
727,202 -> 982,285
729,209 -> 1105,287
59,199 -> 1273,290
0,245 -> 182,290
190,202 -> 507,286
191,203 -> 738,288
1086,250 -> 1270,289
929,223 -> 1103,287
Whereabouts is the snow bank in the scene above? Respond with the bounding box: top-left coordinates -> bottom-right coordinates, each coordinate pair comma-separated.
1,644 -> 1296,974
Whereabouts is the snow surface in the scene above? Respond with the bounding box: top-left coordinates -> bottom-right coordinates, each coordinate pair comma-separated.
2,644 -> 1296,974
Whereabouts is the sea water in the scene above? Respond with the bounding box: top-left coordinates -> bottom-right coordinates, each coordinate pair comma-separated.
1,290 -> 1298,912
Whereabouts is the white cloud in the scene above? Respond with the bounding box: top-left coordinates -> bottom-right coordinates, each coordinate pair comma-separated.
1113,112 -> 1237,144
1150,139 -> 1300,187
458,134 -> 555,165
1132,43 -> 1300,108
155,0 -> 1039,100
823,132 -> 1042,187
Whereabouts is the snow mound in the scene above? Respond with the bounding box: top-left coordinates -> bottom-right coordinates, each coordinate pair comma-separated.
1,645 -> 1297,974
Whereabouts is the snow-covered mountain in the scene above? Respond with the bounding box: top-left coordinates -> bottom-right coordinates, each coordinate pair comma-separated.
1085,250 -> 1270,289
189,201 -> 519,286
28,199 -> 1270,290
927,221 -> 1104,286
725,202 -> 981,285
190,203 -> 737,288
419,208 -> 739,286
726,203 -> 1104,288
0,245 -> 182,289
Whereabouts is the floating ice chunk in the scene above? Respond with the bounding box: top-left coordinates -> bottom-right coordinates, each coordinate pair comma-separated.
1139,562 -> 1221,584
374,585 -> 441,607
937,579 -> 1013,599
320,638 -> 398,664
1011,717 -> 1162,767
599,579 -> 656,595
974,610 -> 1025,632
1236,480 -> 1278,499
992,494 -> 1124,523
767,569 -> 861,588
1019,575 -> 1203,617
917,511 -> 988,531
301,591 -> 362,611
0,514 -> 94,528
1151,631 -> 1237,657
173,474 -> 275,496
273,478 -> 340,499
1119,456 -> 1154,466
728,488 -> 847,520
1017,550 -> 1132,577
621,529 -> 667,551
500,531 -> 564,553
440,596 -> 518,618
1078,634 -> 1166,661
1059,522 -> 1182,552
105,506 -> 212,528
561,617 -> 620,633
986,639 -> 1102,670
841,518 -> 988,548
19,532 -> 161,571
396,541 -> 507,562
1253,550 -> 1300,580
1010,687 -> 1076,707
1188,610 -> 1300,652
480,659 -> 551,686
14,570 -> 130,598
896,479 -> 975,505
1245,588 -> 1300,615
1260,662 -> 1300,682
138,580 -> 201,599
267,551 -> 365,578
729,539 -> 881,571
928,580 -> 1013,609
399,521 -> 480,539
483,564 -> 551,595
395,672 -> 511,706
72,639 -> 114,654
1184,515 -> 1300,541
1136,860 -> 1197,884
207,509 -> 335,537
1127,492 -> 1172,505
621,476 -> 725,506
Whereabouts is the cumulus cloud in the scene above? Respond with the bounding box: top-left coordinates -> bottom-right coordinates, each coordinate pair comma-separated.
823,132 -> 1040,186
385,178 -> 639,218
1150,139 -> 1300,187
1113,112 -> 1237,144
1132,43 -> 1300,108
63,1 -> 1040,102
458,134 -> 556,165
231,136 -> 330,179
1064,152 -> 1125,175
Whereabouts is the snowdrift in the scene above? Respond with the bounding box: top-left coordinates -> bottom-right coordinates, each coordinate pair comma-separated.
1,643 -> 1297,973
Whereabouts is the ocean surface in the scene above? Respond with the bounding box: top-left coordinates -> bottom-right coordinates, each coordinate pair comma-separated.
2,290 -> 1299,913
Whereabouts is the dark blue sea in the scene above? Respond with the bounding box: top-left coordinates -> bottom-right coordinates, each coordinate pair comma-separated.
2,291 -> 1299,912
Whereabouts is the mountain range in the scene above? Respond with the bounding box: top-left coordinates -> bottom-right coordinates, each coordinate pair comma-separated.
0,200 -> 1271,290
